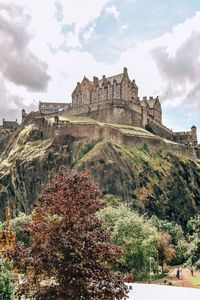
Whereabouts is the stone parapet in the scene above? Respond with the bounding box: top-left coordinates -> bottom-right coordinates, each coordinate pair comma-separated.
42,118 -> 197,160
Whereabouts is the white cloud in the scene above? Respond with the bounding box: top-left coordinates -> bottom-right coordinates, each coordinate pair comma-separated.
83,26 -> 95,43
0,0 -> 199,140
124,0 -> 134,3
105,5 -> 120,20
0,2 -> 50,91
57,0 -> 109,49
0,75 -> 36,122
149,11 -> 200,113
120,23 -> 128,32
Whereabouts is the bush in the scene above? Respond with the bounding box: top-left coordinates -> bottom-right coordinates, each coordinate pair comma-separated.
0,259 -> 15,300
0,213 -> 31,246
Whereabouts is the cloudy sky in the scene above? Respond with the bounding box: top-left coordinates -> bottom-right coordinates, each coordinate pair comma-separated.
0,0 -> 200,140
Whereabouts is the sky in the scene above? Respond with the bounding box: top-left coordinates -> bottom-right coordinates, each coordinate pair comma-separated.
0,0 -> 200,141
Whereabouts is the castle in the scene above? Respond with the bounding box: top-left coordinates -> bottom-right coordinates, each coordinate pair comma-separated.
0,67 -> 199,158
40,67 -> 198,147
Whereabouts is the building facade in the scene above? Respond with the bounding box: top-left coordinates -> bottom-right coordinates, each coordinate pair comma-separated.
71,67 -> 162,128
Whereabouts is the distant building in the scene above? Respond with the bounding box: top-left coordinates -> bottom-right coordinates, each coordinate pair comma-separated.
0,118 -> 18,138
2,118 -> 18,130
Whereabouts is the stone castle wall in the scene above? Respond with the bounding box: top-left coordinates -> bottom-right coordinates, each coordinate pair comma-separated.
146,118 -> 175,140
54,122 -> 101,141
197,147 -> 200,159
39,118 -> 197,160
0,141 -> 4,153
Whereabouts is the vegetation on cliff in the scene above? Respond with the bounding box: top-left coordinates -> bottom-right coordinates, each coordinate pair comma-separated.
0,122 -> 199,227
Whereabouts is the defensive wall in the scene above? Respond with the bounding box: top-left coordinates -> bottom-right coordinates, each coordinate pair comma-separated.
146,117 -> 175,141
197,146 -> 200,159
59,99 -> 143,127
36,117 -> 197,160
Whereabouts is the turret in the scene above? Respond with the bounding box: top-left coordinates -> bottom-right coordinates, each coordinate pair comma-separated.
123,67 -> 128,74
22,109 -> 27,122
191,125 -> 198,146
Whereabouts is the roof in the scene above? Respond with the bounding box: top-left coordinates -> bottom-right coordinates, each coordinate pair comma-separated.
98,73 -> 124,88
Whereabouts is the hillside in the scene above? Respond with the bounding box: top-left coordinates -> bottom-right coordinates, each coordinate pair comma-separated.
0,119 -> 199,226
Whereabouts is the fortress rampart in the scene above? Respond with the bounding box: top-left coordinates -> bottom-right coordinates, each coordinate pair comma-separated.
38,117 -> 197,160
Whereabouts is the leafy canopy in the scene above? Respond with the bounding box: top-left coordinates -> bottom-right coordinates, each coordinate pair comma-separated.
11,169 -> 128,300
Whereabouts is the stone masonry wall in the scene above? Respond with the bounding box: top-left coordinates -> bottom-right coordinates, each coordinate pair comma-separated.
54,122 -> 102,141
42,119 -> 197,159
146,118 -> 175,140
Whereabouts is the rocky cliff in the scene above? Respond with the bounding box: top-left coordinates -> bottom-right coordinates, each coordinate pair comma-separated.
0,120 -> 199,227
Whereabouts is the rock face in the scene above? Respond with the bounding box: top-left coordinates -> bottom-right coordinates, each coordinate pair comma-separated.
0,122 -> 200,227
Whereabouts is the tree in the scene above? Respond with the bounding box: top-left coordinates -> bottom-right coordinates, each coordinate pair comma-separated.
150,216 -> 187,265
157,232 -> 175,273
0,259 -> 15,300
98,204 -> 159,280
11,169 -> 128,300
185,214 -> 200,269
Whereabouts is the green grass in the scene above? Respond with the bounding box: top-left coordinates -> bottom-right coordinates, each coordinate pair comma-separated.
107,123 -> 155,137
72,139 -> 101,166
190,276 -> 200,288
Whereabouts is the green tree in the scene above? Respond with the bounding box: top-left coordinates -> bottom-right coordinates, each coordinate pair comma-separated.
185,214 -> 200,269
98,204 -> 159,280
0,259 -> 14,300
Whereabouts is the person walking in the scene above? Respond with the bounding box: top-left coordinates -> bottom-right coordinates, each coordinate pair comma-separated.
176,268 -> 180,279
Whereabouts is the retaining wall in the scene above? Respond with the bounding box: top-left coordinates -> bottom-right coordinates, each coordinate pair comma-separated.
38,119 -> 197,160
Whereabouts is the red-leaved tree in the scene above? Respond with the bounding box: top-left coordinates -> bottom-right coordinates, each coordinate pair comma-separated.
11,168 -> 128,299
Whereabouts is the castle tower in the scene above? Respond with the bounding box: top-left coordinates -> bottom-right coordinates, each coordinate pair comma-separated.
22,109 -> 27,122
191,125 -> 198,146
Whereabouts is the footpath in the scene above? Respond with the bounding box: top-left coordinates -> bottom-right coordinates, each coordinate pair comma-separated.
153,267 -> 200,288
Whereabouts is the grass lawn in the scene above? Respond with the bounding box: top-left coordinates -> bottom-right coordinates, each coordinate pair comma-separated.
190,276 -> 200,288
